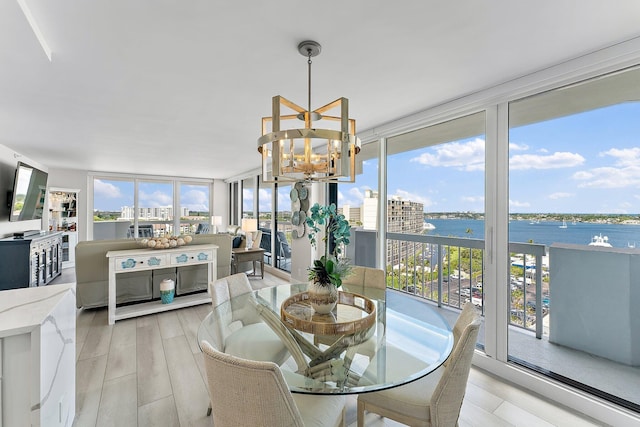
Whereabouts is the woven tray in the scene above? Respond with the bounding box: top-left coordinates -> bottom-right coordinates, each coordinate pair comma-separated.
280,291 -> 376,336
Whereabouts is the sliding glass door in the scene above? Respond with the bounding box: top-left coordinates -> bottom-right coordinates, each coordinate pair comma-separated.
507,66 -> 640,411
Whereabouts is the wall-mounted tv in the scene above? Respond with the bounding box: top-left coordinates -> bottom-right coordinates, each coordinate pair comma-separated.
9,161 -> 49,221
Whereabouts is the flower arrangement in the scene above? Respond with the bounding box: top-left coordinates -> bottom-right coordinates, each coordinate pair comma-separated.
305,203 -> 352,288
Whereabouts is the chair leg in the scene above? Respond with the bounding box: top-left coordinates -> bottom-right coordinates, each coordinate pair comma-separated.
357,399 -> 365,427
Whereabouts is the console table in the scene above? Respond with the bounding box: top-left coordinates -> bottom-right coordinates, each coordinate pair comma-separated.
232,247 -> 264,278
106,244 -> 217,325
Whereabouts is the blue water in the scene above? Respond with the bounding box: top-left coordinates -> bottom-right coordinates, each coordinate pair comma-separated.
424,219 -> 640,248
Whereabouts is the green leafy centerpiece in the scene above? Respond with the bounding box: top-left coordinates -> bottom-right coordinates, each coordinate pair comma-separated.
305,203 -> 352,314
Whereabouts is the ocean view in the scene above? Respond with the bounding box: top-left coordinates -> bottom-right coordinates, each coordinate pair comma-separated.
425,218 -> 640,249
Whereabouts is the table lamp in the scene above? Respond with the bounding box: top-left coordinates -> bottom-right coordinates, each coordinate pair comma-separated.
212,216 -> 222,234
241,218 -> 258,250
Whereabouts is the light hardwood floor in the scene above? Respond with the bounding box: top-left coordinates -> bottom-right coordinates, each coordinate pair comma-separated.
73,272 -> 604,427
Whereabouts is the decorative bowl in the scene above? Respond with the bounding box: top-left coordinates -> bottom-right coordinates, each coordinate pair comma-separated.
138,235 -> 192,250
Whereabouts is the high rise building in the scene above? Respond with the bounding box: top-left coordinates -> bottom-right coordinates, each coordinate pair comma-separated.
360,190 -> 423,266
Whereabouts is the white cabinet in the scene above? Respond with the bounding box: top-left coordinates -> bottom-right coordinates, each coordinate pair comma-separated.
48,188 -> 80,269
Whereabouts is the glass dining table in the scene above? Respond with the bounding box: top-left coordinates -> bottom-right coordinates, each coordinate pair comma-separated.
197,283 -> 454,395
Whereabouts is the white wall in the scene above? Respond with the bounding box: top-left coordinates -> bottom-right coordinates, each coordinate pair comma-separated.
48,168 -> 89,241
0,144 -> 48,238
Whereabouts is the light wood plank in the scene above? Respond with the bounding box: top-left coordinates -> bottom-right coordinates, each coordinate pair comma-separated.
458,399 -> 513,427
138,395 -> 180,427
105,319 -> 137,381
136,321 -> 173,406
96,374 -> 138,427
493,400 -> 555,427
76,308 -> 96,361
75,355 -> 108,427
157,310 -> 185,339
78,309 -> 113,360
163,334 -> 212,426
176,306 -> 204,354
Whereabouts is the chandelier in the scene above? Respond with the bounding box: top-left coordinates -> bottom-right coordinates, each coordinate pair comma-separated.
258,40 -> 361,183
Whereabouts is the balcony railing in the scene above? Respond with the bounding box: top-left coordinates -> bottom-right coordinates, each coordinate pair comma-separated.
383,232 -> 546,338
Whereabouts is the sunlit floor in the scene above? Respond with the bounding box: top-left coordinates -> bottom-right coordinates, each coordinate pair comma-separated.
50,268 -> 611,426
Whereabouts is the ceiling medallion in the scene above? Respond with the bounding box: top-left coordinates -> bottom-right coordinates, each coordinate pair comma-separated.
258,40 -> 361,183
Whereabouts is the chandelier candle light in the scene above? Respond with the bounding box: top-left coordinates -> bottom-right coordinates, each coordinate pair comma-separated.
258,40 -> 361,183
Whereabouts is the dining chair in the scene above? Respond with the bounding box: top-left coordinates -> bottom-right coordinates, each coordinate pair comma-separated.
319,266 -> 386,355
208,273 -> 289,365
342,266 -> 386,291
357,302 -> 481,427
201,340 -> 346,427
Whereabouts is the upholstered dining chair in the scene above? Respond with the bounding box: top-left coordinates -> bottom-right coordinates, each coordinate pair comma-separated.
208,273 -> 289,365
342,266 -> 386,291
357,302 -> 481,427
201,340 -> 346,427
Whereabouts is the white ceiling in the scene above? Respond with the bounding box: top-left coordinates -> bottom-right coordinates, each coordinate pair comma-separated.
2,1 -> 640,180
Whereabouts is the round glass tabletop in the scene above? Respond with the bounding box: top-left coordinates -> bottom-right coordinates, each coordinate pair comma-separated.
198,283 -> 453,395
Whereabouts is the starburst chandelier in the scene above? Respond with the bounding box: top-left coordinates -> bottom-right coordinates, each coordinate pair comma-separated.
258,40 -> 361,183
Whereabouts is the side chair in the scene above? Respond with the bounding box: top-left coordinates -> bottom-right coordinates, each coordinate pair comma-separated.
357,302 -> 481,427
208,273 -> 289,365
201,340 -> 346,427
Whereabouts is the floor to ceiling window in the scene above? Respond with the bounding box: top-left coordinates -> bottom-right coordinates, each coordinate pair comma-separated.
258,177 -> 273,266
339,140 -> 379,266
384,112 -> 486,327
275,183 -> 292,272
91,175 -> 212,240
92,178 -> 134,240
179,182 -> 210,234
508,66 -> 640,410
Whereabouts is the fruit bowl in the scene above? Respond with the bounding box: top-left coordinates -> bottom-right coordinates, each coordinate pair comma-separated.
138,235 -> 193,250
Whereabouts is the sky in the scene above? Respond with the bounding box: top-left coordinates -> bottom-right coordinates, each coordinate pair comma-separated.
93,180 -> 209,212
94,102 -> 640,215
337,102 -> 640,215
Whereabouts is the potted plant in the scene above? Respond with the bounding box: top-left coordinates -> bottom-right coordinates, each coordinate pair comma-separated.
305,203 -> 352,313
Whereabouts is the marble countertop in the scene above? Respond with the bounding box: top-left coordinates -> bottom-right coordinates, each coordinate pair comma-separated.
0,283 -> 75,338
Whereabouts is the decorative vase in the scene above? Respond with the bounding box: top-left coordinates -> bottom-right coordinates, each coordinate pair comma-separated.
307,280 -> 338,314
160,279 -> 175,304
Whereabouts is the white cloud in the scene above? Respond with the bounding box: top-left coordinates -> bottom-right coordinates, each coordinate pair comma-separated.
509,152 -> 585,170
573,166 -> 640,188
181,189 -> 209,211
571,147 -> 640,189
258,188 -> 272,212
509,142 -> 529,151
139,190 -> 172,207
509,199 -> 530,208
338,187 -> 368,207
538,148 -> 549,153
548,192 -> 573,200
410,138 -> 485,171
600,147 -> 640,167
391,189 -> 433,207
94,179 -> 122,198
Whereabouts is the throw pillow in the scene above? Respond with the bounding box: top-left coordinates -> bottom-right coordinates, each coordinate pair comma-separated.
232,236 -> 244,248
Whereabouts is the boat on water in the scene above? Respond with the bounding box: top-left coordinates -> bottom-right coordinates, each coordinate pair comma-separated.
423,222 -> 436,230
588,234 -> 612,247
559,220 -> 568,229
